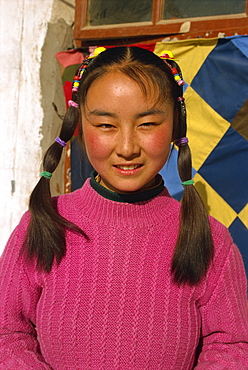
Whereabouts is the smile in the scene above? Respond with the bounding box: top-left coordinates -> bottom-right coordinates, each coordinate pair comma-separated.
115,164 -> 142,170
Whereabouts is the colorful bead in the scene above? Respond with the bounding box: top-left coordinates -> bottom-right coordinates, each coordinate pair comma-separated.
68,100 -> 79,109
88,47 -> 106,59
70,47 -> 106,100
177,79 -> 185,86
158,50 -> 175,60
158,50 -> 185,86
171,68 -> 178,74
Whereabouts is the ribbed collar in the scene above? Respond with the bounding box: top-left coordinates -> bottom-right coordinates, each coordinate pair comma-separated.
57,177 -> 179,229
89,170 -> 164,203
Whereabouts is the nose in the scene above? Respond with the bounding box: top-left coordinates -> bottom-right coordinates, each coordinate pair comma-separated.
115,129 -> 141,159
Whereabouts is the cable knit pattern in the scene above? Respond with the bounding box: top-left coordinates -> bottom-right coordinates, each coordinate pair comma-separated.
0,179 -> 248,369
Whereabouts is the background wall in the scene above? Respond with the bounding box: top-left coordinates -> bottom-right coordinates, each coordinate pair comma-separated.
0,0 -> 75,254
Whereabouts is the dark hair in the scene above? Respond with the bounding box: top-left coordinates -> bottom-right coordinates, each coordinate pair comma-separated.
24,46 -> 213,284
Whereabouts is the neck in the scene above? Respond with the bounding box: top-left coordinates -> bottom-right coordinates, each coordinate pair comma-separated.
90,170 -> 164,203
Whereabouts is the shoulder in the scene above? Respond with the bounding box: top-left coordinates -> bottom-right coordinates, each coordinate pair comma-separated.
208,216 -> 238,274
199,217 -> 247,309
204,216 -> 244,288
53,188 -> 82,210
0,211 -> 32,271
52,180 -> 90,217
5,211 -> 31,244
209,216 -> 234,255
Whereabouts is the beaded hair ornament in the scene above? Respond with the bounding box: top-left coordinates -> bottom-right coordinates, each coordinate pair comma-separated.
40,49 -> 108,179
158,50 -> 193,186
69,47 -> 185,107
68,47 -> 107,109
158,50 -> 185,87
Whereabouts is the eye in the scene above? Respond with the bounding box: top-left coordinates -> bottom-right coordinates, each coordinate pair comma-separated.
97,124 -> 115,129
140,122 -> 157,127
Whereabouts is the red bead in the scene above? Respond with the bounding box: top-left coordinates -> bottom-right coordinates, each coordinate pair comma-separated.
171,68 -> 178,75
74,75 -> 80,80
178,80 -> 185,86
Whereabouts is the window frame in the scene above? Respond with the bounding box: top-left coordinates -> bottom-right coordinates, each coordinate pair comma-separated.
74,0 -> 248,46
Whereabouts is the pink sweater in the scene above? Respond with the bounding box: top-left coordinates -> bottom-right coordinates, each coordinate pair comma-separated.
0,179 -> 248,369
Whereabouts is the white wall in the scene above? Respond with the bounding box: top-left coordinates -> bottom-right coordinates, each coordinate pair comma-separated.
0,0 -> 75,253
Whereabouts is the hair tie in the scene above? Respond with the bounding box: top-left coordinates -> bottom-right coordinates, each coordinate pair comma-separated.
182,179 -> 194,186
40,171 -> 52,179
174,137 -> 188,147
68,100 -> 79,109
55,137 -> 66,147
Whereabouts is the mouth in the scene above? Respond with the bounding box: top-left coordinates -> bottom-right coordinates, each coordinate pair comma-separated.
114,164 -> 142,170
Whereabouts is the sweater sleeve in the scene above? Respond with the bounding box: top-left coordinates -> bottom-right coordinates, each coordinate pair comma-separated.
0,214 -> 52,369
196,235 -> 248,369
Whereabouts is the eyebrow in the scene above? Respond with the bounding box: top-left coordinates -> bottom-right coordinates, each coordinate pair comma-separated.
135,109 -> 167,119
88,109 -> 167,119
88,110 -> 117,118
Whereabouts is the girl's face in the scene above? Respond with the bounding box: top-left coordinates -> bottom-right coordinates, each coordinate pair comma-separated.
81,71 -> 174,194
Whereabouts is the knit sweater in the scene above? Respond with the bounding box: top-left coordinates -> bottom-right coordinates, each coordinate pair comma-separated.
0,178 -> 248,369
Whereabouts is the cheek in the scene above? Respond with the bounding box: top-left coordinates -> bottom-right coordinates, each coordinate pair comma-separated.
146,130 -> 172,158
83,128 -> 110,161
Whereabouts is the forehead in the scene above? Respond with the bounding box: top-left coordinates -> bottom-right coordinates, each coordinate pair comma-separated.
85,70 -> 171,109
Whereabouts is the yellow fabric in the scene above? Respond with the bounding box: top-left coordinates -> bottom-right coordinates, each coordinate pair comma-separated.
184,86 -> 230,171
238,204 -> 248,229
154,38 -> 218,84
194,173 -> 237,228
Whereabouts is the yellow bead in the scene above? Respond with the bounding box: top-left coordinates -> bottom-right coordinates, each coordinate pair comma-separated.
88,47 -> 106,59
158,50 -> 175,59
74,81 -> 79,87
174,75 -> 181,81
94,47 -> 106,56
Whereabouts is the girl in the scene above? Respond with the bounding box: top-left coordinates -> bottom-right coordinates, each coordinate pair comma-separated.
0,46 -> 247,369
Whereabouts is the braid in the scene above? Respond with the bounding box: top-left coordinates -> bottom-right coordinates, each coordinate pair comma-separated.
23,50 -> 101,271
164,58 -> 214,285
24,80 -> 86,272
